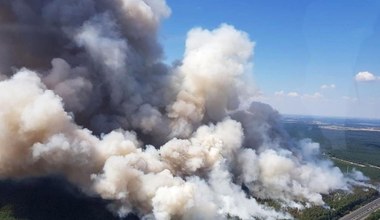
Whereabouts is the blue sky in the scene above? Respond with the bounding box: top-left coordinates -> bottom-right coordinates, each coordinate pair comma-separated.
160,0 -> 380,119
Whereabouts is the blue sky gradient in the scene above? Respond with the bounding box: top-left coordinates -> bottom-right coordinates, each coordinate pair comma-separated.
160,0 -> 380,118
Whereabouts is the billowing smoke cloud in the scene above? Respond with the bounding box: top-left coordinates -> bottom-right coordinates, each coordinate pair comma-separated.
0,1 -> 369,219
168,24 -> 254,138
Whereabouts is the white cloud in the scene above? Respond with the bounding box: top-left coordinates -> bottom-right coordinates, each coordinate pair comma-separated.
274,90 -> 299,97
355,71 -> 378,82
342,96 -> 357,102
274,90 -> 285,96
320,84 -> 335,89
274,90 -> 323,99
303,92 -> 323,99
274,91 -> 322,99
255,89 -> 265,97
287,92 -> 299,97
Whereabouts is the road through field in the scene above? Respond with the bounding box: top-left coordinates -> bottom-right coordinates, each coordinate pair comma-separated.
339,197 -> 380,220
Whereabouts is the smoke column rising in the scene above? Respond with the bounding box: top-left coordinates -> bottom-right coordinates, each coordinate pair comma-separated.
0,0 -> 369,219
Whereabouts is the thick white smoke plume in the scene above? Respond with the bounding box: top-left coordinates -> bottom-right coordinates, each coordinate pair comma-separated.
0,1 -> 369,219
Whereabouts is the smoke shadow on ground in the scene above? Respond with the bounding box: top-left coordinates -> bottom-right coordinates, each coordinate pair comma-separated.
0,176 -> 139,220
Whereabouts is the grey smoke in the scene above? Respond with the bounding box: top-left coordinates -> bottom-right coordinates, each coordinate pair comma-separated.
0,1 -> 370,219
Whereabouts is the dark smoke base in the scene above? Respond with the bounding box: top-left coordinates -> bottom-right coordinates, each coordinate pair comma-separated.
0,176 -> 138,220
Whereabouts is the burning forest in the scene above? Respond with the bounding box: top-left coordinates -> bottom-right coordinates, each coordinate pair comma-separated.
0,0 -> 371,219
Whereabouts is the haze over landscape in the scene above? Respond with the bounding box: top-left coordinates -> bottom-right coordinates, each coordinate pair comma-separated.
0,0 -> 379,220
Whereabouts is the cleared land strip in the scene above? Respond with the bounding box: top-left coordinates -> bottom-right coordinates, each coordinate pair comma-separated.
330,156 -> 380,171
339,197 -> 380,220
331,157 -> 366,168
368,164 -> 380,170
